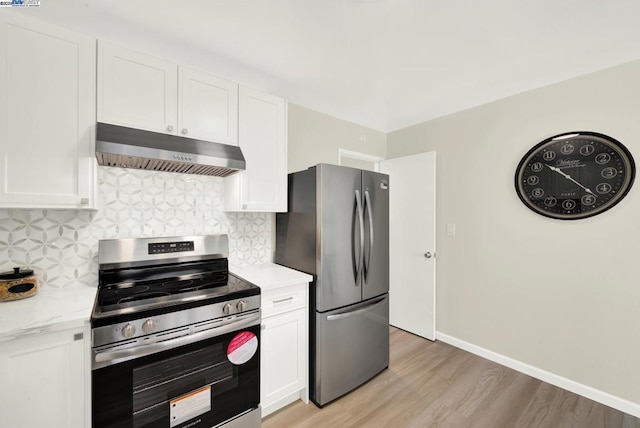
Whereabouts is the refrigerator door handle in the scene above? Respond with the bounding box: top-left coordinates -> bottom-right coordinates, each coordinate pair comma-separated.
364,190 -> 374,281
354,190 -> 365,287
326,295 -> 387,321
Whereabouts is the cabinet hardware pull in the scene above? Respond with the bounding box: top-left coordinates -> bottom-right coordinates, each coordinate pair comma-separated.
166,125 -> 174,132
273,297 -> 294,304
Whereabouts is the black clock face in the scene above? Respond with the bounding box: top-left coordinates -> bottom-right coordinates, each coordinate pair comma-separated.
515,132 -> 635,220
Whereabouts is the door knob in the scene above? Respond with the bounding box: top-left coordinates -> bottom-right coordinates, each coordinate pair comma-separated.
424,252 -> 432,259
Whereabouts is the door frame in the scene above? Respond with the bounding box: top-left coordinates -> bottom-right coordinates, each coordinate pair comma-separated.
338,149 -> 384,171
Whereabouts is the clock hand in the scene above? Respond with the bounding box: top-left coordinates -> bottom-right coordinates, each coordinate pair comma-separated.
545,164 -> 597,197
545,164 -> 568,177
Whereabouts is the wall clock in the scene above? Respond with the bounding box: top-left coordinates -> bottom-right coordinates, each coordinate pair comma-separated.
515,131 -> 635,220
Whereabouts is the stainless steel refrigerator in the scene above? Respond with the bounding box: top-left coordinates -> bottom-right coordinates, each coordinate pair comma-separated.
275,163 -> 390,407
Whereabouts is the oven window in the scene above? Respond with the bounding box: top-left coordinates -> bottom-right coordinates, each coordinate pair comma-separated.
132,344 -> 237,427
92,324 -> 260,428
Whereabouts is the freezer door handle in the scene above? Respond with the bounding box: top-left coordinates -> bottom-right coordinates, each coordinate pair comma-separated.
326,295 -> 386,321
364,190 -> 374,281
354,189 -> 365,287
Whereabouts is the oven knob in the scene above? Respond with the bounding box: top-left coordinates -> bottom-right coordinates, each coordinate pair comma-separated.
142,319 -> 155,334
236,300 -> 247,311
121,323 -> 136,339
222,303 -> 232,315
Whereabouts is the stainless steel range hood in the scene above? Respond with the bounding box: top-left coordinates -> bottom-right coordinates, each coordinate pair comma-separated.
95,123 -> 245,177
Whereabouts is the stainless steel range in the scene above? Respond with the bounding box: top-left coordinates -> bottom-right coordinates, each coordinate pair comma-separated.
91,235 -> 261,428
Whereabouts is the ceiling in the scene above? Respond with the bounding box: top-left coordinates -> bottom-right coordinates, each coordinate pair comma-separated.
15,0 -> 640,132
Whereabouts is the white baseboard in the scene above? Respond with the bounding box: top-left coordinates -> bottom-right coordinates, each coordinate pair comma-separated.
435,331 -> 640,419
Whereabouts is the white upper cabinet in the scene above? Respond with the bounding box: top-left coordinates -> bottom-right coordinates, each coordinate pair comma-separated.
0,14 -> 96,209
179,67 -> 238,144
98,42 -> 238,145
225,87 -> 287,212
98,42 -> 178,134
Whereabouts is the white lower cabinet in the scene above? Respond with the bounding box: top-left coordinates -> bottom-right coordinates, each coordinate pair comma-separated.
0,325 -> 89,428
261,283 -> 308,417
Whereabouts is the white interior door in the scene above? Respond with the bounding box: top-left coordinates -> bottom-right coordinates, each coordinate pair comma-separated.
379,152 -> 436,340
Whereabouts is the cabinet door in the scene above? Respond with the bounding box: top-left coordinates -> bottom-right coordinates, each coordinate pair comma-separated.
0,15 -> 96,209
261,309 -> 306,417
178,67 -> 238,145
0,327 -> 87,428
98,41 -> 178,134
225,87 -> 287,212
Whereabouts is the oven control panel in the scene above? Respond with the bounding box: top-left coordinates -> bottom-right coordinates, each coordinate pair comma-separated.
92,295 -> 261,347
148,241 -> 194,254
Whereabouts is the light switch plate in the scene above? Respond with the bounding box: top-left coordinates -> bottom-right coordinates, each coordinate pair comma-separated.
446,223 -> 456,236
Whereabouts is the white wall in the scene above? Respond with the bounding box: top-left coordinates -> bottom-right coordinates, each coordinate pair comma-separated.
287,103 -> 387,173
387,59 -> 640,406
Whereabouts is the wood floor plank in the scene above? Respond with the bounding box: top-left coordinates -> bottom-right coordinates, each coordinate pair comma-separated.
263,327 -> 640,428
460,367 -> 541,427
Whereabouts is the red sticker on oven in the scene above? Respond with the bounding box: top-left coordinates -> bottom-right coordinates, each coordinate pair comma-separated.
227,331 -> 258,365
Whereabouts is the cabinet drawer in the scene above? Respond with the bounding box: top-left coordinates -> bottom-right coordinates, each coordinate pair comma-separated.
261,284 -> 307,318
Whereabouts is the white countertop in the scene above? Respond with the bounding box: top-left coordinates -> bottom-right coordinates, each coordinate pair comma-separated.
0,284 -> 97,343
0,263 -> 311,342
231,263 -> 312,291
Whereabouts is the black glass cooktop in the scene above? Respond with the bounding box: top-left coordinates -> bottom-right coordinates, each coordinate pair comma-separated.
98,272 -> 228,307
92,258 -> 260,327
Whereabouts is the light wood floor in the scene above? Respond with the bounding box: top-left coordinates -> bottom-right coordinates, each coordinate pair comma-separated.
263,327 -> 640,428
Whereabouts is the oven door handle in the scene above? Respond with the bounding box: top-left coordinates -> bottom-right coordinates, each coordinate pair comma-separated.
92,311 -> 261,370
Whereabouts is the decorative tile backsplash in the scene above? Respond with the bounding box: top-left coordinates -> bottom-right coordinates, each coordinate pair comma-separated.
0,167 -> 271,288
